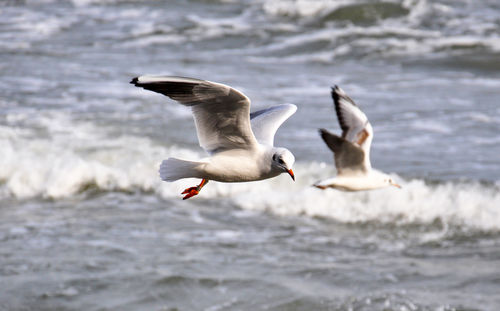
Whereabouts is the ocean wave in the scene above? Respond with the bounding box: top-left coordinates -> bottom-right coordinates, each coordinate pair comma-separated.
0,7 -> 79,42
10,0 -> 498,63
0,111 -> 200,199
263,0 -> 410,24
249,29 -> 500,64
69,0 -> 139,6
231,171 -> 500,232
255,0 -> 500,61
1,111 -> 499,232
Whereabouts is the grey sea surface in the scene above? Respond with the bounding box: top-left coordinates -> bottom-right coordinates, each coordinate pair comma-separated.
1,0 -> 500,310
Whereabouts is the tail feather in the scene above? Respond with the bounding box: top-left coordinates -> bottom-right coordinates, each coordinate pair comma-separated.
159,158 -> 202,181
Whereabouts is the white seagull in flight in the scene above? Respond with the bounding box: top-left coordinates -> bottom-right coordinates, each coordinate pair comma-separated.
132,76 -> 296,200
314,85 -> 401,191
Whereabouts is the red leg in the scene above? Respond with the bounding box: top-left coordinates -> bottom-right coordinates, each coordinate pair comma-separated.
181,179 -> 209,200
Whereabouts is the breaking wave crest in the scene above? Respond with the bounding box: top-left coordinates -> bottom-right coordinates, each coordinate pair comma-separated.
232,170 -> 500,232
6,0 -> 499,63
1,112 -> 499,233
0,111 -> 199,199
255,0 -> 500,62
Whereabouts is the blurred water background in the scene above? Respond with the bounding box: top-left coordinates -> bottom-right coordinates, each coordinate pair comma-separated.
1,0 -> 500,310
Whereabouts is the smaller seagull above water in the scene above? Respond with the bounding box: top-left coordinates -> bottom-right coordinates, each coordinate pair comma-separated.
314,85 -> 401,191
131,76 -> 297,200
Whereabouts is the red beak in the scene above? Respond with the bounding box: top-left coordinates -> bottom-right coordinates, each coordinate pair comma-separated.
288,169 -> 295,181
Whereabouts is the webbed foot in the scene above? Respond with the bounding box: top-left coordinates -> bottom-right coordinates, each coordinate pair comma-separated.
181,179 -> 209,200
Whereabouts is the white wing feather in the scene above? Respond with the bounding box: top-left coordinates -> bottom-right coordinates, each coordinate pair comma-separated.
250,104 -> 297,146
132,75 -> 258,154
331,85 -> 373,170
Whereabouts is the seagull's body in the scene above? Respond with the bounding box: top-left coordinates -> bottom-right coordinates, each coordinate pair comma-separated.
131,76 -> 296,199
314,86 -> 400,191
314,171 -> 396,192
165,146 -> 289,183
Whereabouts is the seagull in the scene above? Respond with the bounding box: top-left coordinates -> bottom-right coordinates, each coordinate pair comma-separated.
131,76 -> 297,199
314,85 -> 401,191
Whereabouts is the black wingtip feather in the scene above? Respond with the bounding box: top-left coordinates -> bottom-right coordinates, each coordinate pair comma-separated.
330,85 -> 348,134
128,78 -> 201,105
319,127 -> 333,138
319,128 -> 328,146
318,128 -> 344,154
319,128 -> 332,145
330,85 -> 342,105
331,86 -> 341,108
319,128 -> 327,143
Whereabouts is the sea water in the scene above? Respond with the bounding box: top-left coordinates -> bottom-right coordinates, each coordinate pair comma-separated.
1,0 -> 500,310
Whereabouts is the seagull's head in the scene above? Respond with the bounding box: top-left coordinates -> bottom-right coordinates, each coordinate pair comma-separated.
383,175 -> 401,189
271,148 -> 295,181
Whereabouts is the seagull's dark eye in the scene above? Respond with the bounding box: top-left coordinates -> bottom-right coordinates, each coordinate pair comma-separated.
278,159 -> 284,164
272,154 -> 277,161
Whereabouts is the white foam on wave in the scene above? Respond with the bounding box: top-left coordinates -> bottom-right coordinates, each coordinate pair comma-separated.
184,13 -> 258,43
2,8 -> 79,42
3,111 -> 499,232
0,111 -> 200,199
159,161 -> 500,232
250,23 -> 439,61
69,0 -> 131,7
1,109 -> 296,200
255,0 -> 500,61
262,0 -> 349,18
410,119 -> 452,134
248,50 -> 340,64
121,34 -> 186,48
121,10 -> 255,49
229,166 -> 500,232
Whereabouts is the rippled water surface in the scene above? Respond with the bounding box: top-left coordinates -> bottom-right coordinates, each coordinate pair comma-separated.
1,0 -> 500,310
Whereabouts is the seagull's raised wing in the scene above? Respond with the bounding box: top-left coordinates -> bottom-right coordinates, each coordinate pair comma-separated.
250,104 -> 297,146
132,76 -> 258,154
319,129 -> 367,175
331,85 -> 373,156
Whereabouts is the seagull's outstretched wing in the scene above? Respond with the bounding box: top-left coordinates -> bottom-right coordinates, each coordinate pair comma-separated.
250,104 -> 297,146
319,129 -> 367,175
331,85 -> 373,155
132,76 -> 258,154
